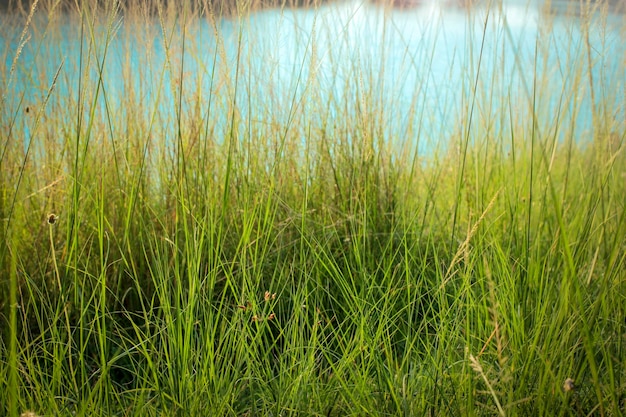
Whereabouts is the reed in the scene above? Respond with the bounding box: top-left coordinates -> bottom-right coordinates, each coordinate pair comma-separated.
1,0 -> 624,415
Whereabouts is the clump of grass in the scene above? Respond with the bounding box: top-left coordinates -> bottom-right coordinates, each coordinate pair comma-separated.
1,0 -> 625,416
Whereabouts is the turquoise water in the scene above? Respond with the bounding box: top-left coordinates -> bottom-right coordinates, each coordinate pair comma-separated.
1,0 -> 624,154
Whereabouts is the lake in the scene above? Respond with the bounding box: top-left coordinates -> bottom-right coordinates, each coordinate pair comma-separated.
1,0 -> 624,155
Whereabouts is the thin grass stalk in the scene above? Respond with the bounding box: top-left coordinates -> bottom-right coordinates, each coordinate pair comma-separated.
8,239 -> 17,417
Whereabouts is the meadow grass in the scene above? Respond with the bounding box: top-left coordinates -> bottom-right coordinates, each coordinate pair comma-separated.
1,0 -> 625,415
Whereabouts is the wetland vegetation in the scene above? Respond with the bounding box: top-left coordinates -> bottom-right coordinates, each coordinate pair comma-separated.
1,0 -> 625,415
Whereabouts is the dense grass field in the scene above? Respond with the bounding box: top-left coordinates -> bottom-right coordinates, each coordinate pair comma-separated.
1,0 -> 625,415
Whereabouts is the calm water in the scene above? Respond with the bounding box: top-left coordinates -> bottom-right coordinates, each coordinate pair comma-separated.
1,0 -> 625,153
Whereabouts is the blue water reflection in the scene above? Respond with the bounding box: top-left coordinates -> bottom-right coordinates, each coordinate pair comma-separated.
1,0 -> 624,155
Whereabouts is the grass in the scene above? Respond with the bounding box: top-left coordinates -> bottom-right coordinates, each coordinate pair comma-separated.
1,0 -> 625,415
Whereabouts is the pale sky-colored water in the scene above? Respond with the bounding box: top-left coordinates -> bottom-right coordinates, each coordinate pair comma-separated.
1,0 -> 624,154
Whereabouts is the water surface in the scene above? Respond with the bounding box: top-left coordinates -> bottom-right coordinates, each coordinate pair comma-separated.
1,0 -> 624,154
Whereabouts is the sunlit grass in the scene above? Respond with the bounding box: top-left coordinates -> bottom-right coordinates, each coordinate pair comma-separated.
1,0 -> 625,416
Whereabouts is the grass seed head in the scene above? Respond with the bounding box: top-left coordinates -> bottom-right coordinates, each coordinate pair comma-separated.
47,213 -> 58,225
